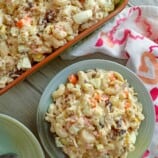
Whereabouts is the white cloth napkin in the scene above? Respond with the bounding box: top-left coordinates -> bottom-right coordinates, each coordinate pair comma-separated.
61,6 -> 158,158
129,0 -> 158,6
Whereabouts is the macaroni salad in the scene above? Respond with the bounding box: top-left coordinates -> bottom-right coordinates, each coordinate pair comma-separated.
45,69 -> 144,158
0,0 -> 119,88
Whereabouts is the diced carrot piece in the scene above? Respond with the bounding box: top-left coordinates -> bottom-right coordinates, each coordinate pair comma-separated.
93,92 -> 101,102
16,20 -> 24,28
16,16 -> 32,28
68,74 -> 78,84
125,102 -> 131,109
124,90 -> 129,98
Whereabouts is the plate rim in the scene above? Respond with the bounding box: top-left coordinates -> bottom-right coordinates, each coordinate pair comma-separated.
37,59 -> 155,158
0,113 -> 45,158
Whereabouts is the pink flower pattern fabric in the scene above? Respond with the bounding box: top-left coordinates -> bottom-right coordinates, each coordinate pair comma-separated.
61,6 -> 158,157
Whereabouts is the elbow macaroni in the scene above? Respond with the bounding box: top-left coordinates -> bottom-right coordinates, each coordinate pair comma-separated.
46,69 -> 144,158
0,0 -> 119,88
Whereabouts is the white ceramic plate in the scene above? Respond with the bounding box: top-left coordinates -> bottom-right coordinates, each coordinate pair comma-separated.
37,59 -> 155,158
0,114 -> 45,158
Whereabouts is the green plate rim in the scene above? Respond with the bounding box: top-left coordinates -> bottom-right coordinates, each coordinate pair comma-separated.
37,59 -> 155,158
0,113 -> 45,158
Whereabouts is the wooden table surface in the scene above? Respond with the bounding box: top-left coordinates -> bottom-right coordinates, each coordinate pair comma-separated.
0,53 -> 127,157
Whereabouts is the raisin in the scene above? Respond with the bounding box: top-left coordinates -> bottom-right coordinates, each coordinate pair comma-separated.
99,120 -> 105,128
106,101 -> 113,112
111,126 -> 126,139
119,129 -> 126,136
116,119 -> 122,128
45,10 -> 56,23
28,2 -> 33,8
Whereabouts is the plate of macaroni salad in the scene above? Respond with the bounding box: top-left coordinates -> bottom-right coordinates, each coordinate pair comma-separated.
0,0 -> 128,94
37,59 -> 155,158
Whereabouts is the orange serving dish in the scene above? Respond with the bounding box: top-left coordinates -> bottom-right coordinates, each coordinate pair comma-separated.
0,0 -> 128,95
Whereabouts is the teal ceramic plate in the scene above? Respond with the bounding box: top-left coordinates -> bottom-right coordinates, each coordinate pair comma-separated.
37,59 -> 155,158
0,114 -> 45,158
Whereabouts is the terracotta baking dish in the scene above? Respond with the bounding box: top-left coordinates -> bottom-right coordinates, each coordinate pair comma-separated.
0,0 -> 128,95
